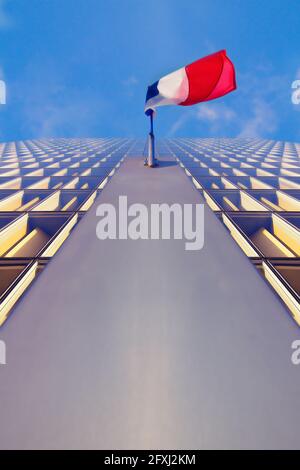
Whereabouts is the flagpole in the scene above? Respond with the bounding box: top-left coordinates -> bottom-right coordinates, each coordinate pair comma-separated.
146,110 -> 157,168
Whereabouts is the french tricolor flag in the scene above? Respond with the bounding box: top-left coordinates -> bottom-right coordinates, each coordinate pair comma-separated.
145,50 -> 236,115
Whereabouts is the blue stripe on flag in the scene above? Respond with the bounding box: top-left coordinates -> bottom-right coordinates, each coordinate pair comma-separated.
145,81 -> 159,115
146,81 -> 159,102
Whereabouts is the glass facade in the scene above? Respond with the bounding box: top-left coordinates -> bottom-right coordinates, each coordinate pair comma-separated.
0,138 -> 133,325
163,138 -> 300,326
0,136 -> 299,327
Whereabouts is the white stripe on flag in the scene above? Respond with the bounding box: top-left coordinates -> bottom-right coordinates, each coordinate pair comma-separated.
145,67 -> 189,113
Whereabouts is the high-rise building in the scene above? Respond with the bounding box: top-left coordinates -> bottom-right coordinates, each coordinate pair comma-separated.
0,136 -> 299,450
0,138 -> 134,325
0,137 -> 299,326
164,138 -> 300,325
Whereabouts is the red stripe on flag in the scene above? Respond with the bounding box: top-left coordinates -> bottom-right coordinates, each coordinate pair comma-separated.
180,50 -> 236,106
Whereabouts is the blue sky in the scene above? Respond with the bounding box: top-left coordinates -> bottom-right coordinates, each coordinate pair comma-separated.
0,0 -> 299,142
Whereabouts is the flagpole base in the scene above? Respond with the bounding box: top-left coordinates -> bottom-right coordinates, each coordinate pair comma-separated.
144,160 -> 159,168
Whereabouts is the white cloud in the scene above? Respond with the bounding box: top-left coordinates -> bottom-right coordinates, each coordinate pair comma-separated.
167,112 -> 191,136
233,69 -> 289,138
167,64 -> 289,139
238,98 -> 278,138
19,87 -> 111,138
122,75 -> 138,86
167,103 -> 236,136
0,0 -> 12,29
195,103 -> 237,135
122,75 -> 139,98
197,103 -> 236,123
10,59 -> 112,138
